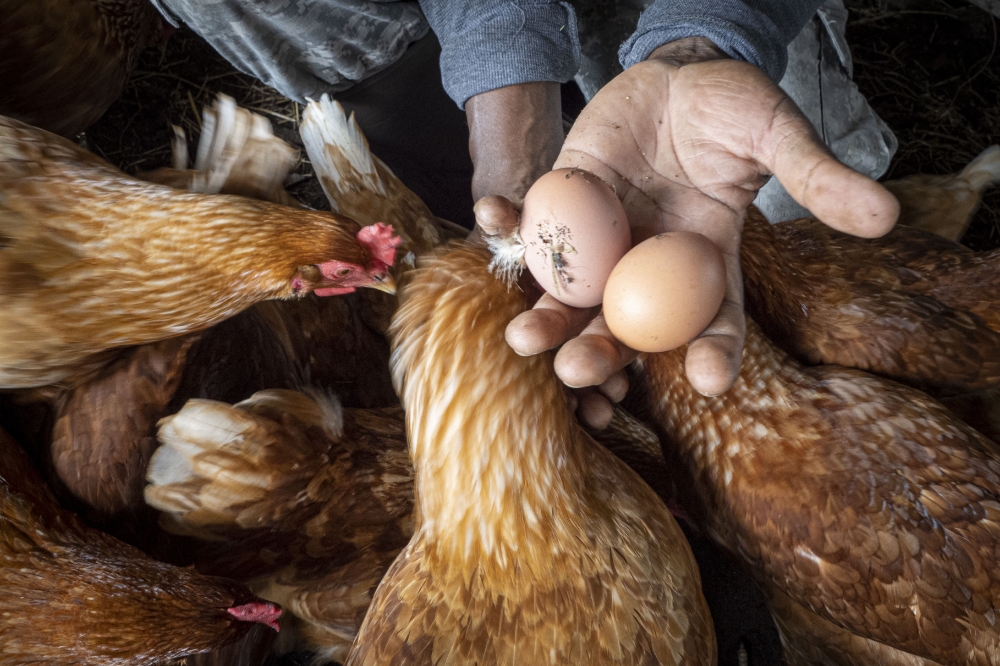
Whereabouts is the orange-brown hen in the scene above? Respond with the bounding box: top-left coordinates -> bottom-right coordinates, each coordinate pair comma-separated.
0,114 -> 399,390
0,425 -> 283,666
636,319 -> 1000,665
741,207 -> 1000,399
347,244 -> 715,665
143,387 -> 676,663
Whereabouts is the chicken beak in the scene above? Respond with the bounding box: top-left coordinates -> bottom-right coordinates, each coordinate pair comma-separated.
367,272 -> 397,295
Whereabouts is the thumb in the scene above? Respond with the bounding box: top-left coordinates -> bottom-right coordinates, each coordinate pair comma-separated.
763,99 -> 899,238
473,195 -> 520,237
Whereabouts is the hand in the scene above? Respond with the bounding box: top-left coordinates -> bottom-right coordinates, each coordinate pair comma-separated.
477,37 -> 900,428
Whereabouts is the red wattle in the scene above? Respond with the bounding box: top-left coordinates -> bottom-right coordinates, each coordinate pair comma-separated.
227,602 -> 283,632
314,286 -> 357,297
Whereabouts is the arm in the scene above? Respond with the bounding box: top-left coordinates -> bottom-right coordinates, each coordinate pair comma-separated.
419,1 -> 579,202
466,82 -> 563,203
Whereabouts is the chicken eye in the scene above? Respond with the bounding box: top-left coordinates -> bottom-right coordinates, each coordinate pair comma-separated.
337,267 -> 352,277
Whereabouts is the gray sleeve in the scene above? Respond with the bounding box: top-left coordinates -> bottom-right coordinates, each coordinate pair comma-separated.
618,0 -> 823,82
419,1 -> 581,108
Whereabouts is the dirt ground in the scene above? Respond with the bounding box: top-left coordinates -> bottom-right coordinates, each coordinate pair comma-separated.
76,2 -> 999,666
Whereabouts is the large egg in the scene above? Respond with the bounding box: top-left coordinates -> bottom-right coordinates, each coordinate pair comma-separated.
520,168 -> 631,308
603,231 -> 727,352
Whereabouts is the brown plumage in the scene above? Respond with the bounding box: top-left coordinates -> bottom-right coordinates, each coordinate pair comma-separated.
0,0 -> 163,137
47,303 -> 302,522
296,95 -> 468,347
49,334 -> 201,517
144,385 -> 681,663
146,389 -> 413,663
348,243 -> 715,665
27,96 -> 409,525
741,207 -> 1000,399
883,145 -> 1000,241
300,94 -> 457,259
636,319 -> 1000,665
0,113 -> 397,390
0,425 -> 283,666
149,368 -> 705,665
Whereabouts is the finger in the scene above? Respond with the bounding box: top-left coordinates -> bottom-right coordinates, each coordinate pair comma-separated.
598,370 -> 629,403
764,99 -> 899,238
576,389 -> 614,430
685,252 -> 745,396
685,296 -> 744,398
554,314 -> 639,389
505,293 -> 600,356
473,195 -> 520,237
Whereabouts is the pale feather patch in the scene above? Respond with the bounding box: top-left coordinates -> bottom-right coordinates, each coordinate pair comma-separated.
179,94 -> 299,197
303,387 -> 345,441
962,145 -> 1000,191
300,94 -> 386,212
144,439 -> 195,488
485,230 -> 527,288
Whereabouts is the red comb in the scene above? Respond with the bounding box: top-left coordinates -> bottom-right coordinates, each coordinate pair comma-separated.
227,602 -> 282,632
357,223 -> 402,269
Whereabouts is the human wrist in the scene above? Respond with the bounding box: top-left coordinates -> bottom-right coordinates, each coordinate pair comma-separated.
647,36 -> 729,66
466,82 -> 564,203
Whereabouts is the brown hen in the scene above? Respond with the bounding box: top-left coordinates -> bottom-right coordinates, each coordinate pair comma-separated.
347,243 -> 715,665
884,145 -> 1000,241
48,302 -> 303,524
636,319 -> 1000,665
0,0 -> 163,137
0,425 -> 283,666
144,387 -> 677,663
0,113 -> 399,390
33,95 -> 412,525
146,389 -> 413,664
741,207 -> 1000,399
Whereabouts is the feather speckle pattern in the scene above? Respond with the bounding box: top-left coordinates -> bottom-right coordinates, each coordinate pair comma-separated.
348,244 -> 715,665
0,426 -> 282,666
0,114 -> 376,389
639,320 -> 1000,664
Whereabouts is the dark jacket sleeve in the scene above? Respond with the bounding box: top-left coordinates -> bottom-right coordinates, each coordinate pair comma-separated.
619,0 -> 823,82
419,0 -> 581,108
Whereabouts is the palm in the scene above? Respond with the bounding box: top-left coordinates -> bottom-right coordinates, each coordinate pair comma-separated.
484,55 -> 899,426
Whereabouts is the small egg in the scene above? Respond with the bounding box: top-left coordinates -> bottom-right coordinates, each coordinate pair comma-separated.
603,231 -> 727,353
520,168 -> 631,308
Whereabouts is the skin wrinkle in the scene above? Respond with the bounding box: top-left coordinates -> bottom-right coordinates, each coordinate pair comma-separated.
491,41 -> 897,421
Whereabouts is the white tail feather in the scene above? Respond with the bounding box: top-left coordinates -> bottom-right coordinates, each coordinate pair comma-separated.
961,145 -> 1000,192
172,94 -> 298,198
300,94 -> 386,212
170,125 -> 188,171
145,390 -> 344,527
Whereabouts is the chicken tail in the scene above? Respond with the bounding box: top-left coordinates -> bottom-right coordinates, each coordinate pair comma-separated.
300,94 -> 386,212
145,389 -> 342,538
886,144 -> 1000,241
142,94 -> 300,206
960,145 -> 1000,192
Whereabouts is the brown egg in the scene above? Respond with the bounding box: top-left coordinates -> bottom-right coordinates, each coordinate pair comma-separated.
520,168 -> 631,308
603,231 -> 727,352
